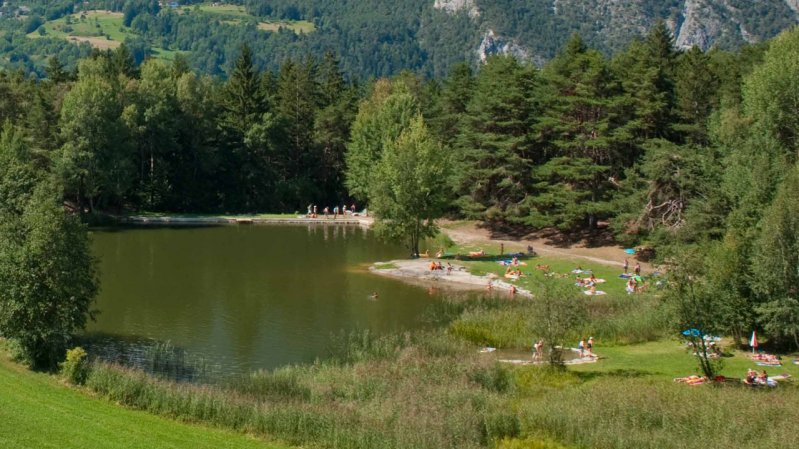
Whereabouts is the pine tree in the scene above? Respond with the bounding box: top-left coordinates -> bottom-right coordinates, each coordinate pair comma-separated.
219,45 -> 270,210
532,34 -> 618,230
428,62 -> 474,149
275,56 -> 319,202
221,45 -> 266,137
673,46 -> 718,145
453,55 -> 537,224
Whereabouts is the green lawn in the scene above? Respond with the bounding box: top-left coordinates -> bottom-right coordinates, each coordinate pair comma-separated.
186,2 -> 315,34
29,11 -> 131,43
569,339 -> 799,380
193,3 -> 252,18
257,20 -> 315,34
0,354 -> 286,449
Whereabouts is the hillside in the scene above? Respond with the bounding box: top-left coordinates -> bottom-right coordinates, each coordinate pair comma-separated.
0,350 -> 283,449
0,0 -> 796,77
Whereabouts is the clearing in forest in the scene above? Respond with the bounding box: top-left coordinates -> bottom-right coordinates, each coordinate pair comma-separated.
185,2 -> 315,34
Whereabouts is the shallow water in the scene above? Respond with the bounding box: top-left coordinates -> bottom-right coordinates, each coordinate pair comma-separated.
88,224 -> 439,374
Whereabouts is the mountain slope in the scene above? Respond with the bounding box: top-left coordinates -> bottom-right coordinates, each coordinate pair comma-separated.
2,0 -> 797,78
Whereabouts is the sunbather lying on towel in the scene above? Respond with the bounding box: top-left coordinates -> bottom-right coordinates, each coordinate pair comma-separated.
674,375 -> 707,385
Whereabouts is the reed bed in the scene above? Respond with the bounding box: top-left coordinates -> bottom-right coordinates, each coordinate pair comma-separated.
79,288 -> 794,449
517,375 -> 799,449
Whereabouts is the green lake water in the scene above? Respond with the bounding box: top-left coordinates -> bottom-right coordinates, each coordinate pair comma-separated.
88,224 -> 439,374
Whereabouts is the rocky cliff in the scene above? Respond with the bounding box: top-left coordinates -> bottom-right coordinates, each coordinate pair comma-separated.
433,0 -> 798,66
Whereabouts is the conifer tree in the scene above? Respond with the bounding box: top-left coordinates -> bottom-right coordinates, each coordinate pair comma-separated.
532,34 -> 617,230
428,62 -> 474,149
453,55 -> 537,224
276,56 -> 319,199
673,46 -> 718,145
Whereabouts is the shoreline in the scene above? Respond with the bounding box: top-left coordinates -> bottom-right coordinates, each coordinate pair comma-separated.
370,259 -> 534,297
119,215 -> 373,227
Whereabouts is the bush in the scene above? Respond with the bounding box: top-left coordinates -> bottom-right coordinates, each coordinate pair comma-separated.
60,347 -> 90,385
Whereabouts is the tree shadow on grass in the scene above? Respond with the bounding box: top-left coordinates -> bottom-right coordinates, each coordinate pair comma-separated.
571,368 -> 652,382
478,221 -> 619,249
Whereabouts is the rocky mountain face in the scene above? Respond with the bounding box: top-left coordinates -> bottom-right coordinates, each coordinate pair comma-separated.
433,0 -> 798,65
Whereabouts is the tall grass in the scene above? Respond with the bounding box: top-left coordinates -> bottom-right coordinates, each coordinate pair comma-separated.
517,375 -> 799,449
449,294 -> 670,348
77,283 -> 760,449
582,295 -> 671,344
85,330 -> 519,449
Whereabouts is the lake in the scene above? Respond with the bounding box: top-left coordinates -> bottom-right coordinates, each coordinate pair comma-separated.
87,224 -> 439,374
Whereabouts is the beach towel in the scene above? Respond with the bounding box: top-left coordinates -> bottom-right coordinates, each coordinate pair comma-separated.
479,347 -> 496,353
674,375 -> 707,385
584,290 -> 606,296
624,248 -> 636,254
756,361 -> 782,367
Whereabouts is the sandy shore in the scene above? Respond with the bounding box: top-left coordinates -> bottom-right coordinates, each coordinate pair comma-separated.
370,259 -> 533,298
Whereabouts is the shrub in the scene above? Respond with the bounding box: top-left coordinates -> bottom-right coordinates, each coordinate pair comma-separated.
60,346 -> 90,385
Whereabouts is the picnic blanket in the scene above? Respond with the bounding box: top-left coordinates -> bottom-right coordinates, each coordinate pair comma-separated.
584,290 -> 607,296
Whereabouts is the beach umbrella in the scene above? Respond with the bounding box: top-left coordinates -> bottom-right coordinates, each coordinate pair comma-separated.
750,330 -> 758,354
682,328 -> 701,337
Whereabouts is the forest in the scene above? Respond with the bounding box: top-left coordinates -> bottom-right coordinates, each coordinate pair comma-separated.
0,21 -> 797,348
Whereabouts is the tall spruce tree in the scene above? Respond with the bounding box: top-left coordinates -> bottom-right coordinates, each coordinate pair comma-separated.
220,45 -> 270,210
275,57 -> 320,206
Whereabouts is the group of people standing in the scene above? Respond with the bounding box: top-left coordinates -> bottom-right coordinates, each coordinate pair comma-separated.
622,258 -> 641,276
306,203 -> 359,218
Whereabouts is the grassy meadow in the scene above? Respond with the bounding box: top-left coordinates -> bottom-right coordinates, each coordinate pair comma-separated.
26,10 -> 181,55
185,3 -> 315,34
28,10 -> 130,49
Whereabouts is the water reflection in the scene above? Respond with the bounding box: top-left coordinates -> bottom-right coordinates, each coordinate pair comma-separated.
89,225 -> 439,374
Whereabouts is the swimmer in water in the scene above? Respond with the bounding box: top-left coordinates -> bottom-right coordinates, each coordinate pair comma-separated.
370,292 -> 379,299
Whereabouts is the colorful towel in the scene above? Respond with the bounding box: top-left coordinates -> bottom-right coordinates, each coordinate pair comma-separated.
584,290 -> 606,296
